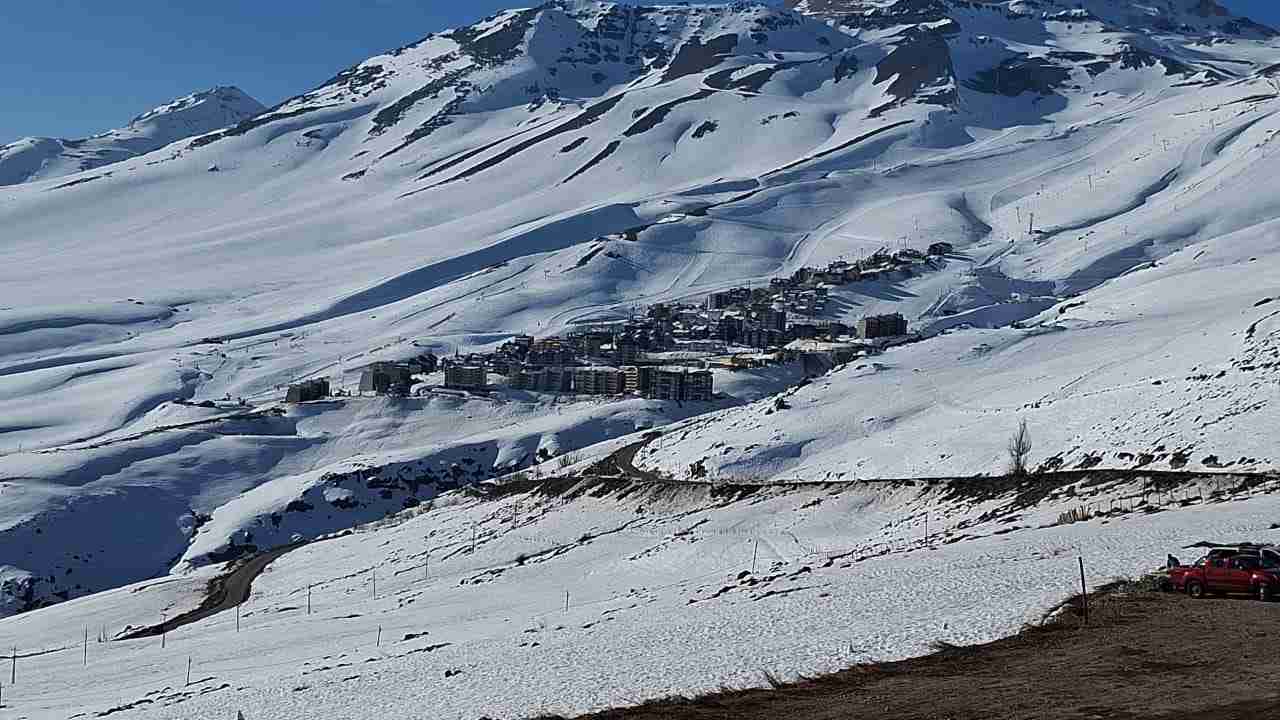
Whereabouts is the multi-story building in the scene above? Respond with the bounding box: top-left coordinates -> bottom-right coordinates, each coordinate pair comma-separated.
527,347 -> 576,366
717,315 -> 744,343
285,378 -> 330,403
650,368 -> 714,402
684,369 -> 713,401
573,367 -> 625,395
742,328 -> 786,349
359,362 -> 414,395
754,305 -> 787,332
706,292 -> 735,310
858,313 -> 909,339
823,322 -> 849,339
789,323 -> 819,340
510,368 -> 536,391
407,353 -> 438,374
444,365 -> 487,390
613,338 -> 640,365
514,366 -> 574,393
570,331 -> 613,355
544,366 -> 574,393
487,357 -> 514,376
622,365 -> 658,395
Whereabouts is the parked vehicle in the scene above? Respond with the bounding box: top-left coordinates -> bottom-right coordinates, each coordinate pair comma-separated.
1166,546 -> 1280,601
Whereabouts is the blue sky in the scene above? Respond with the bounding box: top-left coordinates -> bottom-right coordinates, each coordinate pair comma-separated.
1,0 -> 1277,145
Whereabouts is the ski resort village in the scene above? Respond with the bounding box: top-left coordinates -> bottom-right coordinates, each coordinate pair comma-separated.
285,246 -> 933,405
1,0 -> 1280,717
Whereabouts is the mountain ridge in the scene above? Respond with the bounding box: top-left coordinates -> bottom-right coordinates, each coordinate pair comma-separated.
0,86 -> 265,186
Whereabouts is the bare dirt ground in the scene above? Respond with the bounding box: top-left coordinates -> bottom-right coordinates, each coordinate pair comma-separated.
551,589 -> 1280,720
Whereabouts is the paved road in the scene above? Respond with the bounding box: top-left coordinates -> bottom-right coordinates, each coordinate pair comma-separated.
119,542 -> 306,641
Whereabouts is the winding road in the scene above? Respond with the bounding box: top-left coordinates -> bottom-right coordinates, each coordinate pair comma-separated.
118,542 -> 307,641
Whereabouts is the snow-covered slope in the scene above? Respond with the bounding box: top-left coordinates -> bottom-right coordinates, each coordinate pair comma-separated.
2,470 -> 1278,719
0,87 -> 265,186
1,0 -> 1279,616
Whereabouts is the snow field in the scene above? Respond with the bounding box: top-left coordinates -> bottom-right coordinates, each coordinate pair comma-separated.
2,470 -> 1279,718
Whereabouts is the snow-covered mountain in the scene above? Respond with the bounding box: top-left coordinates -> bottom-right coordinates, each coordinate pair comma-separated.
0,86 -> 265,186
1,0 -> 1279,621
797,0 -> 1277,36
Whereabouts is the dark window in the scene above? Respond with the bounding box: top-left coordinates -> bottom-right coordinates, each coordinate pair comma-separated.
1232,557 -> 1260,570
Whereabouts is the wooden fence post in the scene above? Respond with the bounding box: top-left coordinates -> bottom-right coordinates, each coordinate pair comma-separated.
186,657 -> 192,686
1078,557 -> 1089,625
751,539 -> 759,574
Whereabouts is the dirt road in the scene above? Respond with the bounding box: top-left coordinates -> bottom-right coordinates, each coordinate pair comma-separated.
119,542 -> 305,640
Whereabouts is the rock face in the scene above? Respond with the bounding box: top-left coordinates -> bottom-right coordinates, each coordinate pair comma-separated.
0,86 -> 265,186
872,27 -> 957,115
186,1 -> 855,162
792,0 -> 1274,37
785,0 -> 1273,115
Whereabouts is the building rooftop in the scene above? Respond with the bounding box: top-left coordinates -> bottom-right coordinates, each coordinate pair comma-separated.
785,339 -> 873,352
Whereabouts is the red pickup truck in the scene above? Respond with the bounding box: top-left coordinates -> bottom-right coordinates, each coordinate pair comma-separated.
1167,548 -> 1280,601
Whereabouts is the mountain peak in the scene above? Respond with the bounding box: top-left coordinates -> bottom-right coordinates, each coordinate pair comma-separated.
129,86 -> 264,127
0,86 -> 266,187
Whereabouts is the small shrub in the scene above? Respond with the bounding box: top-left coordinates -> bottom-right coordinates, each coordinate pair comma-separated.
1007,418 -> 1032,476
1056,506 -> 1091,525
